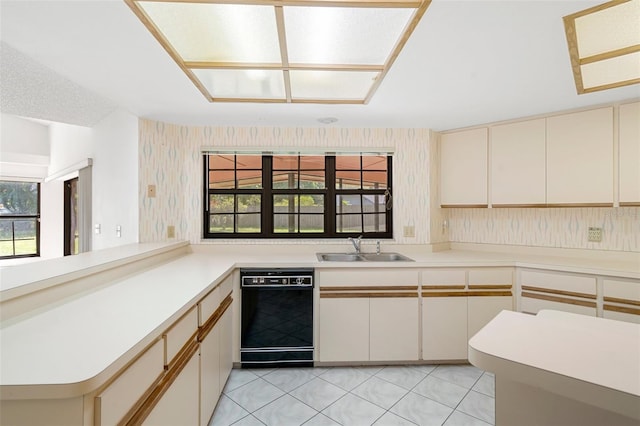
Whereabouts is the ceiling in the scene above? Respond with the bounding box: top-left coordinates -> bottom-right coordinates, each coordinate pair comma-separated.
1,0 -> 639,131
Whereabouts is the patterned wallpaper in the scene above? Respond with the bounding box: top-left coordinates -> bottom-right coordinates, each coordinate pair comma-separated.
138,120 -> 433,245
448,207 -> 639,252
138,119 -> 638,252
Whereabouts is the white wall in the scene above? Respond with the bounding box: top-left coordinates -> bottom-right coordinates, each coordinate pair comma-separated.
92,109 -> 139,250
1,109 -> 139,260
48,121 -> 93,175
0,114 -> 49,180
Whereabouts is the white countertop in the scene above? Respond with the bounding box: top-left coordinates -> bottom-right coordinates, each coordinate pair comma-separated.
0,250 -> 235,399
1,241 -> 638,400
468,310 -> 640,419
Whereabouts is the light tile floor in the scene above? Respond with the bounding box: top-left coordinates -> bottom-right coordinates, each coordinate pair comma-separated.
209,365 -> 495,426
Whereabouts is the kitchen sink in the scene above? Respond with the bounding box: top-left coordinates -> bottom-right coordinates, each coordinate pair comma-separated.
360,253 -> 414,262
317,253 -> 365,262
316,252 -> 414,262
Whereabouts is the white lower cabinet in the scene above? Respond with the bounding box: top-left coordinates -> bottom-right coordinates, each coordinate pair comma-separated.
143,348 -> 200,426
319,297 -> 369,362
95,339 -> 164,426
422,296 -> 468,361
467,296 -> 513,339
520,270 -> 597,316
200,326 -> 220,426
219,307 -> 233,388
370,297 -> 419,361
602,278 -> 640,324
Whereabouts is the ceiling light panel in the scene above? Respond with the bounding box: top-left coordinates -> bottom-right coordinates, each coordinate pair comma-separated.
284,7 -> 415,65
192,69 -> 286,100
126,0 -> 430,103
564,0 -> 640,94
138,2 -> 281,63
290,70 -> 379,100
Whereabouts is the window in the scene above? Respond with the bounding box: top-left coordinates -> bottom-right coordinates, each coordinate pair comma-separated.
204,154 -> 392,239
0,181 -> 40,258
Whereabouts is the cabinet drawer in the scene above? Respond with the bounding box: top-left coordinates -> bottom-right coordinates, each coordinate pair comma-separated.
164,307 -> 198,366
468,268 -> 513,287
421,269 -> 466,288
95,339 -> 164,426
520,270 -> 596,296
318,268 -> 418,286
603,279 -> 640,303
219,274 -> 233,296
603,279 -> 640,323
199,287 -> 220,326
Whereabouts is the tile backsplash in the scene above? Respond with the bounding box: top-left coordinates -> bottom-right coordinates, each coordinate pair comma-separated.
447,207 -> 639,252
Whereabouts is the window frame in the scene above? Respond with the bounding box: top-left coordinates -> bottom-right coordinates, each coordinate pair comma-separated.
0,181 -> 41,259
203,153 -> 393,239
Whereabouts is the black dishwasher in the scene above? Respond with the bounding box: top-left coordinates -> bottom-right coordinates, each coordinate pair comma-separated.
240,268 -> 314,368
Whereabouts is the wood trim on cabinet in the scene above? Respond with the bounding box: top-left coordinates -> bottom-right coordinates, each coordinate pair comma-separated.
491,204 -> 547,208
421,285 -> 465,290
468,284 -> 512,290
603,296 -> 640,307
521,291 -> 597,308
544,203 -> 614,208
320,292 -> 418,298
422,291 -> 467,297
198,293 -> 233,342
440,204 -> 488,208
422,290 -> 512,297
320,286 -> 418,292
619,202 -> 640,207
467,291 -> 513,297
521,285 -> 596,300
124,339 -> 199,426
603,304 -> 640,316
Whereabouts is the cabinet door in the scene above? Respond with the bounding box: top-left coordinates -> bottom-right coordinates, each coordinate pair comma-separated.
520,270 -> 597,316
95,339 -> 164,426
467,296 -> 513,339
200,326 -> 220,426
422,296 -> 468,361
491,119 -> 546,206
619,102 -> 640,205
603,279 -> 640,324
143,348 -> 199,426
546,107 -> 614,205
370,297 -> 419,361
319,298 -> 369,362
219,307 -> 233,389
441,128 -> 488,206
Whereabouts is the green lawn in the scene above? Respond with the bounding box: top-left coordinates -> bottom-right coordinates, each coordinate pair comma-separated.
0,239 -> 37,256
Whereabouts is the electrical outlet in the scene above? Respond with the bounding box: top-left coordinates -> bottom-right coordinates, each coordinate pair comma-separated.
167,225 -> 175,238
588,227 -> 602,242
403,225 -> 415,238
148,184 -> 156,198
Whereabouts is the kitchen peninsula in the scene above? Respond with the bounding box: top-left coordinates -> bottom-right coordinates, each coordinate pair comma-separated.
1,241 -> 639,425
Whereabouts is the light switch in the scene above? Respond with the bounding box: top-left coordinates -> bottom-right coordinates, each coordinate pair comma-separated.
167,225 -> 175,238
116,225 -> 122,238
95,224 -> 101,234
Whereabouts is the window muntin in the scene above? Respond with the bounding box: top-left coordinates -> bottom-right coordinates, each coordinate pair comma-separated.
0,181 -> 40,258
204,153 -> 392,238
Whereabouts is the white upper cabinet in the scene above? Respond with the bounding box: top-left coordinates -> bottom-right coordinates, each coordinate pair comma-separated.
546,107 -> 614,205
490,119 -> 546,206
440,128 -> 488,206
619,102 -> 640,205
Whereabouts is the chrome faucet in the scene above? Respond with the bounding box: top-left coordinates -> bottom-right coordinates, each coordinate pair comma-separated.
348,235 -> 363,254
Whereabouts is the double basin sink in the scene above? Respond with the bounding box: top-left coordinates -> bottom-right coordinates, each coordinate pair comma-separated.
317,252 -> 414,262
